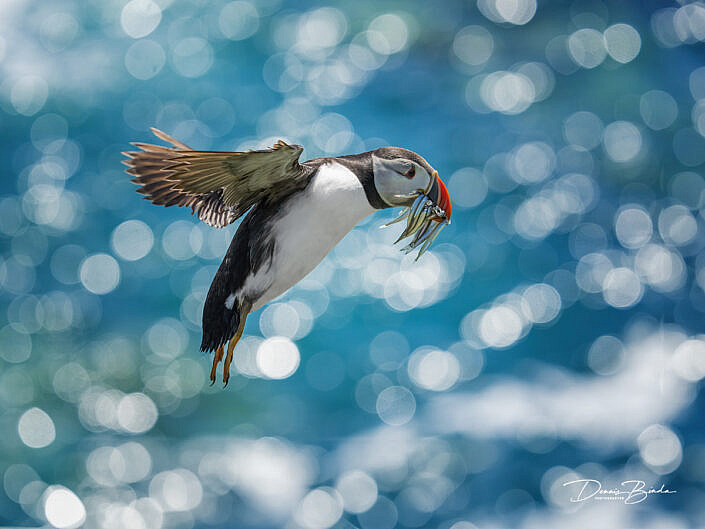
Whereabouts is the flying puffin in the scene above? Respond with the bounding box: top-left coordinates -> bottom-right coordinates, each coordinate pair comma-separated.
123,129 -> 451,386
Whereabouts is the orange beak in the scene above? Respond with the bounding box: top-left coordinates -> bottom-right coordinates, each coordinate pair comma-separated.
430,171 -> 451,222
436,175 -> 451,221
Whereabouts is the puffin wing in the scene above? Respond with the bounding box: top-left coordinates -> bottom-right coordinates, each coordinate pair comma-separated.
123,128 -> 309,227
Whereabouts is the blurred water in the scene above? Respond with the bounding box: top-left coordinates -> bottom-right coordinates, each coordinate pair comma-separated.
1,0 -> 705,527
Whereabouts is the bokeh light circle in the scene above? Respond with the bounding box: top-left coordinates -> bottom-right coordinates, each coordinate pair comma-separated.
603,24 -> 641,63
602,267 -> 643,308
111,220 -> 154,261
640,90 -> 678,130
615,206 -> 653,249
44,487 -> 86,529
638,424 -> 683,474
18,407 -> 55,448
121,0 -> 162,39
568,28 -> 607,68
408,348 -> 460,391
125,40 -> 166,80
171,37 -> 213,78
603,121 -> 642,162
80,254 -> 120,295
295,487 -> 344,529
375,386 -> 416,425
452,26 -> 494,66
219,1 -> 260,40
256,337 -> 300,379
336,470 -> 378,514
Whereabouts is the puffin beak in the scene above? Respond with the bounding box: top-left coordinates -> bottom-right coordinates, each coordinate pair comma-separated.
428,171 -> 451,223
383,169 -> 451,260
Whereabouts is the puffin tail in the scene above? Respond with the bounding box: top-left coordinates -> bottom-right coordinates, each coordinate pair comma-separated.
200,284 -> 243,353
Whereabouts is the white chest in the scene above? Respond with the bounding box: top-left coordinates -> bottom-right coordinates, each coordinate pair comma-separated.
244,162 -> 375,310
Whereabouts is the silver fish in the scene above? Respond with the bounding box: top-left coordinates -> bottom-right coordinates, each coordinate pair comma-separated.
394,194 -> 427,243
403,207 -> 428,240
384,191 -> 449,260
414,221 -> 447,260
382,207 -> 410,228
404,195 -> 429,233
408,193 -> 427,220
412,217 -> 436,244
396,211 -> 426,243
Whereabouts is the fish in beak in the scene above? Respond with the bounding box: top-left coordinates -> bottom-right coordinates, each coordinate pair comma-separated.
383,170 -> 451,260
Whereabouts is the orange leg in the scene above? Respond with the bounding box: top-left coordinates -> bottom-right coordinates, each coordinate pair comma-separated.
210,344 -> 224,385
223,323 -> 245,387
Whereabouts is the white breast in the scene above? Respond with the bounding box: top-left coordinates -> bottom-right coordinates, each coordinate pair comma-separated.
242,162 -> 375,311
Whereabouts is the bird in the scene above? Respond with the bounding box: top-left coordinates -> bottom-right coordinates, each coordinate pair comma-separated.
123,129 -> 451,386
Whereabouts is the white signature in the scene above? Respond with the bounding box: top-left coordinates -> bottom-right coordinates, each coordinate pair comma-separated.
562,479 -> 677,504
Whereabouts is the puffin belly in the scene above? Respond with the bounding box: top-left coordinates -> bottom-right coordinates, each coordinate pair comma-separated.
244,162 -> 375,311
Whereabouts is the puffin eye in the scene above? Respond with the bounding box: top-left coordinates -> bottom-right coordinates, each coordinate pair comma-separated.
404,166 -> 416,179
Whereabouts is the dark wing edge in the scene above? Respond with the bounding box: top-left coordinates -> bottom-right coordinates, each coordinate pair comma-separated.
123,128 -> 236,228
122,128 -> 308,227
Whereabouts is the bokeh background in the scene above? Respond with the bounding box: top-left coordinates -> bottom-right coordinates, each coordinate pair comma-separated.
1,0 -> 705,527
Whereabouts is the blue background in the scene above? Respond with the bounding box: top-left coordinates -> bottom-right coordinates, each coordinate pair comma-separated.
1,0 -> 704,528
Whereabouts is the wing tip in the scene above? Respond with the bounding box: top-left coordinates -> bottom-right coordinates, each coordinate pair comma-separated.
271,139 -> 303,152
151,127 -> 190,150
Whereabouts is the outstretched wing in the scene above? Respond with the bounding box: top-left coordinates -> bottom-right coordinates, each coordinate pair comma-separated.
123,128 -> 310,228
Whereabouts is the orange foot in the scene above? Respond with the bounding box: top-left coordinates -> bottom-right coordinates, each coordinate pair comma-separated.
210,344 -> 224,386
223,324 -> 245,387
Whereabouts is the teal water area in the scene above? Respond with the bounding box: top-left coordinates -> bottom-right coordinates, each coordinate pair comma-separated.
0,1 -> 703,527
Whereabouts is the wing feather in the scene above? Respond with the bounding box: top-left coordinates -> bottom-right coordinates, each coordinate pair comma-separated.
123,128 -> 310,228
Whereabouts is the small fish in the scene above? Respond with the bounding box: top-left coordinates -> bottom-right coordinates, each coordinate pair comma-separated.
411,218 -> 435,246
385,191 -> 449,260
415,221 -> 447,260
382,207 -> 410,228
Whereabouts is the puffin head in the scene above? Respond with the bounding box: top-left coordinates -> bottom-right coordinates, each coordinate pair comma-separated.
372,148 -> 451,217
371,147 -> 451,259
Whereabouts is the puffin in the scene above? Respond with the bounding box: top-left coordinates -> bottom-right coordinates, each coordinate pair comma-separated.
123,129 -> 451,386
